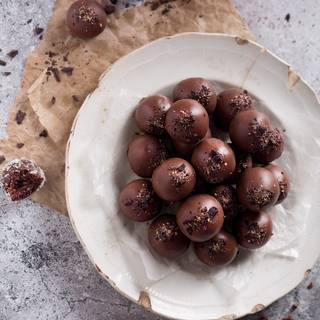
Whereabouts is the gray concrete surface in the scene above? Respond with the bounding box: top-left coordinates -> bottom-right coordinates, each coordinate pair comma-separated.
0,0 -> 319,319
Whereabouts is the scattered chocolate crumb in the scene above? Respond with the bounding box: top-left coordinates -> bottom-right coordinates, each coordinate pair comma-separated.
72,95 -> 79,102
0,156 -> 6,165
63,53 -> 69,62
7,50 -> 19,59
285,13 -> 290,22
0,60 -> 6,66
48,67 -> 61,82
27,19 -> 32,24
61,67 -> 74,76
16,143 -> 24,149
3,72 -> 11,76
34,26 -> 44,36
39,129 -> 48,138
105,4 -> 116,14
290,304 -> 298,312
50,96 -> 56,105
307,282 -> 314,290
15,110 -> 26,125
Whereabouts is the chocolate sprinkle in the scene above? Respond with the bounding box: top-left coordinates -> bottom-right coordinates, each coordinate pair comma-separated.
39,129 -> 48,138
47,67 -> 61,82
154,221 -> 179,241
0,60 -> 6,66
16,143 -> 24,149
246,185 -> 273,209
190,85 -> 212,107
34,26 -> 44,35
243,221 -> 267,245
7,50 -> 18,59
168,164 -> 191,190
15,110 -> 26,125
285,13 -> 291,22
229,92 -> 252,114
307,282 -> 314,290
61,67 -> 74,76
202,150 -> 225,183
208,239 -> 226,257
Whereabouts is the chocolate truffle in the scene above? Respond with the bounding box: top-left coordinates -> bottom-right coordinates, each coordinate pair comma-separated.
235,210 -> 273,249
252,127 -> 284,163
229,110 -> 271,153
176,194 -> 224,242
165,99 -> 209,144
215,88 -> 254,130
191,138 -> 236,184
127,135 -> 168,178
237,167 -> 280,211
173,128 -> 212,158
134,95 -> 172,136
67,0 -> 107,39
265,164 -> 290,204
1,159 -> 45,201
173,78 -> 217,114
148,215 -> 190,258
152,158 -> 196,202
119,179 -> 161,222
228,143 -> 253,183
211,185 -> 240,222
194,230 -> 238,266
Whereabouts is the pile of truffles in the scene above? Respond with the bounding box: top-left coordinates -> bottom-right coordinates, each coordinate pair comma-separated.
119,77 -> 290,267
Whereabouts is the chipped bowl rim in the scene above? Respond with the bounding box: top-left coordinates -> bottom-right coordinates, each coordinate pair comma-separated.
65,32 -> 320,320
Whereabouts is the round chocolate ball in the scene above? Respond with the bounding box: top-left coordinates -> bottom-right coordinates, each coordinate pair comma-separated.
127,135 -> 168,178
165,99 -> 209,144
194,230 -> 238,266
67,0 -> 107,39
211,185 -> 240,222
176,194 -> 224,242
173,78 -> 218,114
152,158 -> 196,202
237,167 -> 280,211
119,179 -> 161,222
215,88 -> 254,130
228,143 -> 253,183
252,127 -> 284,163
191,138 -> 236,184
173,128 -> 212,158
235,210 -> 273,249
265,164 -> 290,204
1,159 -> 45,201
134,95 -> 172,136
148,215 -> 190,258
229,110 -> 271,153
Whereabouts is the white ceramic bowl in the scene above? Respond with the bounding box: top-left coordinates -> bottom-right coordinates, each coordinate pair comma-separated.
66,33 -> 320,320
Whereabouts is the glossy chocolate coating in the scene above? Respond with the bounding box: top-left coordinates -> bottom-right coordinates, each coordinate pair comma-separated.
265,164 -> 290,204
67,0 -> 107,38
148,215 -> 190,257
176,194 -> 224,242
194,230 -> 238,266
191,138 -> 236,184
237,167 -> 280,211
215,88 -> 254,130
152,158 -> 196,202
165,99 -> 209,144
229,110 -> 271,153
252,127 -> 284,163
173,128 -> 212,158
228,143 -> 253,183
134,95 -> 172,136
211,185 -> 240,222
119,179 -> 161,222
235,210 -> 273,249
127,135 -> 168,178
173,78 -> 218,114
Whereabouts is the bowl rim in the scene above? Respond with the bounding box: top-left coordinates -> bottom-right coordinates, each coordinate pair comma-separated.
65,32 -> 320,320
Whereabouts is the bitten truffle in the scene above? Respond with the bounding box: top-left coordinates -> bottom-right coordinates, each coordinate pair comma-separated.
67,0 -> 107,38
237,167 -> 280,211
176,194 -> 224,242
173,78 -> 218,114
127,135 -> 168,178
194,230 -> 238,266
152,158 -> 196,202
119,179 -> 161,222
211,185 -> 240,222
191,138 -> 236,184
148,215 -> 190,258
165,99 -> 209,144
215,88 -> 254,130
235,210 -> 273,249
265,164 -> 290,204
1,159 -> 45,201
134,95 -> 172,136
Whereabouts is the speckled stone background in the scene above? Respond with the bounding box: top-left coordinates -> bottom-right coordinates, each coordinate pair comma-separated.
0,1 -> 319,319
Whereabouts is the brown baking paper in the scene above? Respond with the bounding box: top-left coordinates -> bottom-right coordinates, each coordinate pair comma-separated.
0,0 -> 252,215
